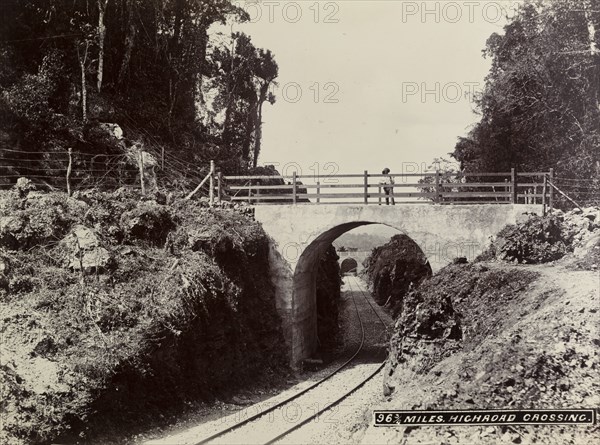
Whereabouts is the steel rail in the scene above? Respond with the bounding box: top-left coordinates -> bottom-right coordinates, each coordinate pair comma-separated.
263,277 -> 391,444
350,277 -> 391,341
192,281 -> 367,445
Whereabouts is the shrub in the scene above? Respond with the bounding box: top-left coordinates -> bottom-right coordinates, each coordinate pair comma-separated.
480,215 -> 570,264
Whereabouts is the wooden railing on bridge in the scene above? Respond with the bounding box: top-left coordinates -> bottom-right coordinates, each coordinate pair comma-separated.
213,168 -> 555,208
185,163 -> 557,209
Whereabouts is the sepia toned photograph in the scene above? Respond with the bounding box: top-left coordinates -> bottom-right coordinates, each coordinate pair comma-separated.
0,1 -> 599,444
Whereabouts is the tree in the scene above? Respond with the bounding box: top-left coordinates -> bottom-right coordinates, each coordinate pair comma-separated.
96,0 -> 110,93
252,48 -> 278,168
211,32 -> 278,170
417,157 -> 463,201
0,0 -> 276,189
452,0 -> 600,204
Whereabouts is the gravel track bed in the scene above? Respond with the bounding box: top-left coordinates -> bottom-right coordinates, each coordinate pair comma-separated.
144,277 -> 391,445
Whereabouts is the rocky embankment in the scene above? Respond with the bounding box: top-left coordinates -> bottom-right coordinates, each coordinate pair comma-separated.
365,207 -> 600,444
0,182 -> 290,444
316,245 -> 343,354
362,234 -> 432,317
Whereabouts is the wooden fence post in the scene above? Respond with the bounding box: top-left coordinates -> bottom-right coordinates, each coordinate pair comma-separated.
364,170 -> 368,204
316,181 -> 320,203
66,147 -> 73,197
139,149 -> 145,195
209,160 -> 215,207
217,171 -> 222,203
542,173 -> 548,215
292,171 -> 297,205
549,168 -> 554,210
435,169 -> 440,203
378,186 -> 381,205
185,170 -> 212,200
511,167 -> 517,203
248,180 -> 252,204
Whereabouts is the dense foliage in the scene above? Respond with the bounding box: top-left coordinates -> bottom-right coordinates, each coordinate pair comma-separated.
0,0 -> 278,189
478,206 -> 600,265
483,215 -> 571,263
452,0 -> 600,204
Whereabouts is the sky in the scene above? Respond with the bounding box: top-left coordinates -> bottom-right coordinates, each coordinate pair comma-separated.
220,0 -> 521,179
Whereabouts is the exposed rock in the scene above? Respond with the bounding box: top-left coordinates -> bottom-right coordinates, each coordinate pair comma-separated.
412,294 -> 461,340
582,207 -> 598,221
0,216 -> 25,249
21,357 -> 68,395
125,146 -> 159,192
69,225 -> 99,250
0,254 -> 9,275
61,225 -> 112,273
32,334 -> 57,357
0,252 -> 10,292
187,229 -> 213,251
98,122 -> 124,140
120,201 -> 175,246
14,177 -> 36,197
573,233 -> 600,258
69,247 -> 112,273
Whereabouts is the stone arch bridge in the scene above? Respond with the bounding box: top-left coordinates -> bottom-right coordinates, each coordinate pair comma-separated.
254,203 -> 542,366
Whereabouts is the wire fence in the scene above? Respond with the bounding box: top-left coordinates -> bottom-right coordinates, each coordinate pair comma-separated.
0,147 -> 210,196
551,176 -> 600,209
1,148 -> 598,211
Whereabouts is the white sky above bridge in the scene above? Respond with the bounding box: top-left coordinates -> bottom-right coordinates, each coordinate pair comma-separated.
218,0 -> 521,179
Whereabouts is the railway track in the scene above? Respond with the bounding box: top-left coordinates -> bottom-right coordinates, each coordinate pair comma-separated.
186,276 -> 390,445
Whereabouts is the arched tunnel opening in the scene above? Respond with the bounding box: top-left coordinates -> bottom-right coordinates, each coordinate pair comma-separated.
340,258 -> 358,275
297,221 -> 432,362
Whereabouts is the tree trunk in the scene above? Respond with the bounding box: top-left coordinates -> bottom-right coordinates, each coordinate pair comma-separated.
195,28 -> 209,113
168,78 -> 178,141
253,82 -> 270,168
171,0 -> 184,53
583,1 -> 600,111
118,0 -> 136,86
77,41 -> 90,123
243,99 -> 257,163
584,1 -> 598,56
253,96 -> 264,169
97,0 -> 110,93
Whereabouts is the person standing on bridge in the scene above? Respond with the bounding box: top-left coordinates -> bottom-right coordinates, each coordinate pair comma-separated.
381,168 -> 395,205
